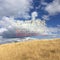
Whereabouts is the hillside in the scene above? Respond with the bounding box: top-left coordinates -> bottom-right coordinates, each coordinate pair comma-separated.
0,39 -> 60,60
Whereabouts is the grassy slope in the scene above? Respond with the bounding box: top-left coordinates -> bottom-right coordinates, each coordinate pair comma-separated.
0,39 -> 60,60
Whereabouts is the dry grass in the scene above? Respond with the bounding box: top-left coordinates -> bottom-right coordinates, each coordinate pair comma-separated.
0,39 -> 60,60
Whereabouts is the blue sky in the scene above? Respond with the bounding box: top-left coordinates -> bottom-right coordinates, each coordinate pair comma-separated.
0,0 -> 60,39
30,0 -> 60,27
16,0 -> 60,27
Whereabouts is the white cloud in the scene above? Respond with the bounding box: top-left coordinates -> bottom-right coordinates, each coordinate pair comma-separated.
0,28 -> 7,34
47,27 -> 60,35
0,0 -> 32,18
45,0 -> 60,15
31,11 -> 38,20
0,12 -> 60,38
42,15 -> 49,20
57,25 -> 60,27
41,0 -> 48,5
0,11 -> 48,38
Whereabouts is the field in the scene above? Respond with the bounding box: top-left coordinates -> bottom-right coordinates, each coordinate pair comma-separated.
0,39 -> 60,60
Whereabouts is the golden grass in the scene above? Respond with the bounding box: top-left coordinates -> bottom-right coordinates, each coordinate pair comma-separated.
0,39 -> 60,60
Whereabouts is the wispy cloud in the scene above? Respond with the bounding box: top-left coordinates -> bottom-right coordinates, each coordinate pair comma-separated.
42,15 -> 49,20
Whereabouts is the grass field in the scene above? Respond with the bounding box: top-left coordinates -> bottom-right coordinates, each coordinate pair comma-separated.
0,39 -> 60,60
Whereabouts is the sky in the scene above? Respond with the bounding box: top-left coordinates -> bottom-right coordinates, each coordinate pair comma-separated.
0,0 -> 60,39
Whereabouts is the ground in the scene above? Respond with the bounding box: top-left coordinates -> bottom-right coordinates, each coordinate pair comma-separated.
0,39 -> 60,60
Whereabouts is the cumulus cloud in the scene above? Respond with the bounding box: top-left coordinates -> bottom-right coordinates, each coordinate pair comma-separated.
0,16 -> 48,38
45,0 -> 60,15
0,12 -> 60,38
0,0 -> 32,18
0,12 -> 48,38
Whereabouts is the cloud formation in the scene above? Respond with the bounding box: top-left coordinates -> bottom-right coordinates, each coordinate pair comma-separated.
0,0 -> 32,18
45,0 -> 60,15
0,11 -> 60,38
0,15 -> 49,38
42,15 -> 49,20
